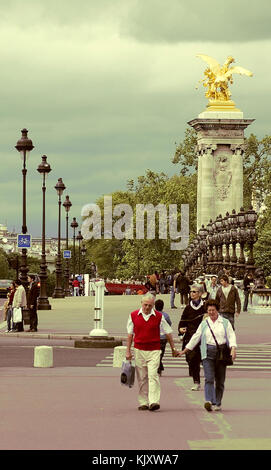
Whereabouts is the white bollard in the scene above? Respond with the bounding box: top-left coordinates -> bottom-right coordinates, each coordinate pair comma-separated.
34,346 -> 54,368
113,346 -> 127,367
89,280 -> 108,337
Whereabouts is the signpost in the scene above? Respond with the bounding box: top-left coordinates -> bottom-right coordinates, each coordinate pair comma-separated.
17,234 -> 32,249
63,250 -> 71,259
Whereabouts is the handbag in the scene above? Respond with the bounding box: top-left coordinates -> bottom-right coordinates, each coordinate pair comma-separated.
206,320 -> 233,366
120,360 -> 135,388
13,307 -> 23,323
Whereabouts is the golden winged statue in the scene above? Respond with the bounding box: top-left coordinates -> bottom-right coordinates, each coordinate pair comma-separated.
196,54 -> 253,104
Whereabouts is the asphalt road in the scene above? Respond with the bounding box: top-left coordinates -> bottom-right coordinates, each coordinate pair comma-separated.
0,337 -> 111,367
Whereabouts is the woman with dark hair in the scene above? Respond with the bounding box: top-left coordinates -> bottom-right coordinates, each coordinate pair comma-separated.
5,282 -> 16,332
178,285 -> 205,391
179,299 -> 237,412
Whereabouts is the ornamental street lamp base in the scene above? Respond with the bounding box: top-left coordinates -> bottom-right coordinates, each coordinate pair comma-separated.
52,289 -> 65,299
37,299 -> 52,310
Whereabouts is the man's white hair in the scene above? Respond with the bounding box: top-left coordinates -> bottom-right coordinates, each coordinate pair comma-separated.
141,293 -> 155,303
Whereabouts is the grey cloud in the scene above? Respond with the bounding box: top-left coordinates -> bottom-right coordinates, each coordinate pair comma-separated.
120,0 -> 271,43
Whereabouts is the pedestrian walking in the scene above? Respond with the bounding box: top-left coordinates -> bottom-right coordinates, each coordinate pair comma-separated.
167,269 -> 177,308
179,299 -> 237,412
154,299 -> 172,376
5,282 -> 16,332
126,293 -> 180,411
174,271 -> 191,306
178,285 -> 206,391
215,274 -> 241,329
12,279 -> 27,332
243,272 -> 253,312
159,271 -> 166,294
208,276 -> 219,299
72,278 -> 80,296
27,274 -> 40,332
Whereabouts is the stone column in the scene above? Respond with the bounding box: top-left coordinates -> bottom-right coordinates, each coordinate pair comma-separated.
188,113 -> 254,231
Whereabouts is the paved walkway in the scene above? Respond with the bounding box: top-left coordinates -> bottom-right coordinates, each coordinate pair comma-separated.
0,295 -> 271,451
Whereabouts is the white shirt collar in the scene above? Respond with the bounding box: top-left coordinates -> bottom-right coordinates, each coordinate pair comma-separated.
208,314 -> 224,324
138,307 -> 156,316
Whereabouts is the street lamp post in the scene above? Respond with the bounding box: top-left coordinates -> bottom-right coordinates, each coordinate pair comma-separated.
37,155 -> 52,310
52,178 -> 66,298
63,195 -> 72,296
81,243 -> 86,274
15,129 -> 34,288
70,217 -> 78,278
76,230 -> 83,277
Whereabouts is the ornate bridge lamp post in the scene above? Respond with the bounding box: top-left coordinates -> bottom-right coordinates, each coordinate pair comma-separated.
236,207 -> 247,279
52,178 -> 66,298
215,215 -> 224,272
63,195 -> 72,296
186,245 -> 192,278
211,218 -> 219,274
223,212 -> 231,270
245,205 -> 258,275
37,155 -> 52,310
199,225 -> 208,274
229,209 -> 238,277
70,217 -> 78,278
206,220 -> 214,274
15,129 -> 34,288
189,242 -> 195,279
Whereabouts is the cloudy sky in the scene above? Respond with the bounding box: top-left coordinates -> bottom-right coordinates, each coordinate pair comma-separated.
0,0 -> 270,239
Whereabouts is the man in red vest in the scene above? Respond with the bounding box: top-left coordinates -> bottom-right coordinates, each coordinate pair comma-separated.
126,293 -> 180,411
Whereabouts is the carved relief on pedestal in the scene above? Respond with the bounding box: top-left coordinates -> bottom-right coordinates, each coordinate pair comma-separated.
213,152 -> 232,201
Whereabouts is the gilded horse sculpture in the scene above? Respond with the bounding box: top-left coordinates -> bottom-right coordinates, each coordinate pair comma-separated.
196,54 -> 253,106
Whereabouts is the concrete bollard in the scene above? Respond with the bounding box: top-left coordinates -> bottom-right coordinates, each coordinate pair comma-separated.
113,345 -> 127,367
34,346 -> 53,368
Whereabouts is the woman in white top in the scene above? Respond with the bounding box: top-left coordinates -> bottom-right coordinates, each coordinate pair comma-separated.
179,299 -> 237,412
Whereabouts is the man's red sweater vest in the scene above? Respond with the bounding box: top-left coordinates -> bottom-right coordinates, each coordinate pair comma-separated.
131,309 -> 162,351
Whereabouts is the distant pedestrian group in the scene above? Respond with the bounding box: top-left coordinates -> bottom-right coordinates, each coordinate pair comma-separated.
4,275 -> 39,333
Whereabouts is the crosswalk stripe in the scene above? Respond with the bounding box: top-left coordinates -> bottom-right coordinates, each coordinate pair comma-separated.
96,345 -> 271,371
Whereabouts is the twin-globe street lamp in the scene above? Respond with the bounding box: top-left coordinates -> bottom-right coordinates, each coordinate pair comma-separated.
70,217 -> 78,279
63,195 -> 72,296
37,155 -> 52,310
76,230 -> 83,277
15,129 -> 34,289
52,178 -> 66,298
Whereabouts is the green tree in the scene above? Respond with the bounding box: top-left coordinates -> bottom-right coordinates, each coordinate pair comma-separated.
254,194 -> 271,277
83,170 -> 196,278
0,249 -> 11,278
243,133 -> 271,208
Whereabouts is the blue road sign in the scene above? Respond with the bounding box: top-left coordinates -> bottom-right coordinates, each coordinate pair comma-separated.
63,250 -> 71,259
17,234 -> 32,249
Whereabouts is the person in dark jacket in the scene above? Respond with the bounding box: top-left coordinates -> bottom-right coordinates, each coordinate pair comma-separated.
178,285 -> 206,390
174,271 -> 191,306
243,272 -> 253,312
27,274 -> 40,332
155,299 -> 172,376
215,274 -> 241,329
